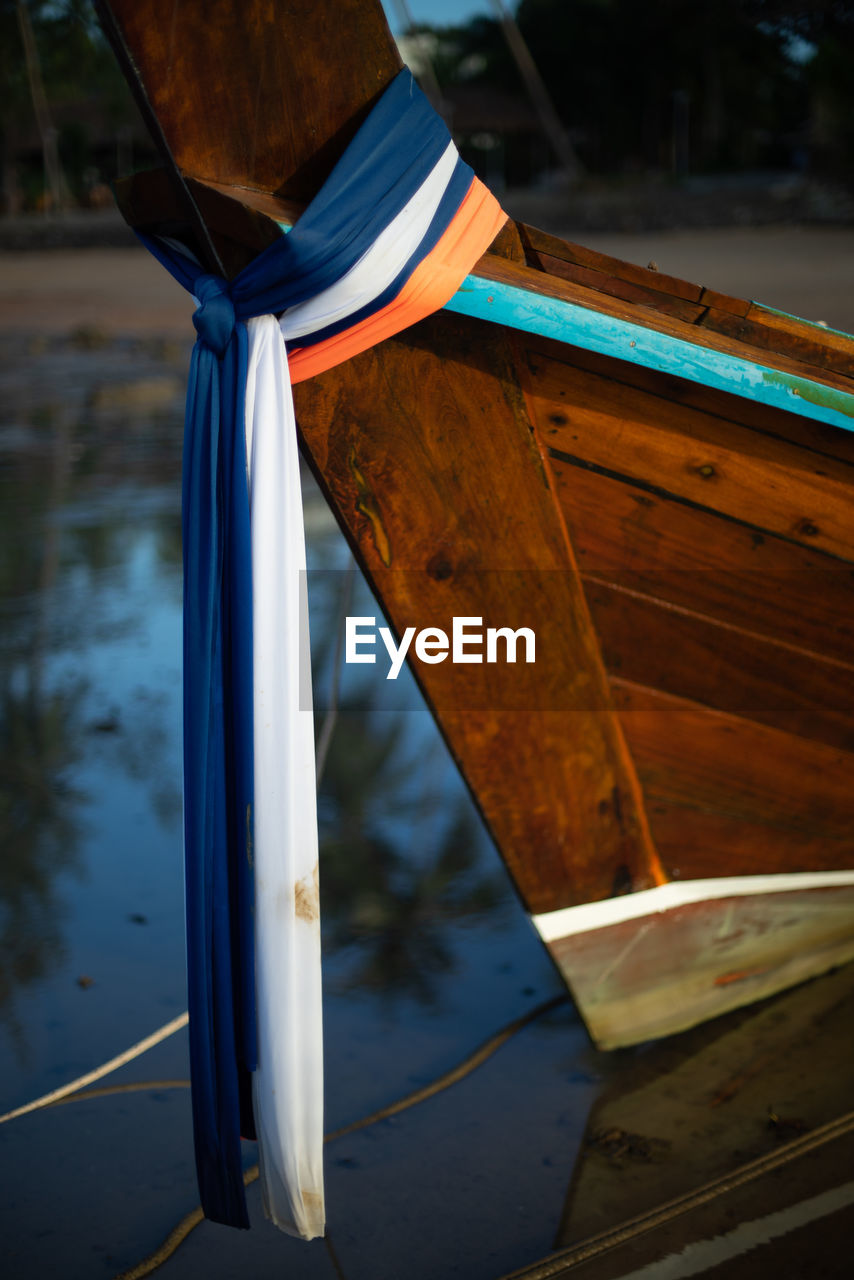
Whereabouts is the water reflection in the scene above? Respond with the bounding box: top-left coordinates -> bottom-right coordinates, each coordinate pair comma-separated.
0,674 -> 85,1043
0,330 -> 519,1050
0,333 -> 187,1042
2,328 -> 570,1280
318,697 -> 508,1005
302,530 -> 514,1006
1,397 -> 84,1040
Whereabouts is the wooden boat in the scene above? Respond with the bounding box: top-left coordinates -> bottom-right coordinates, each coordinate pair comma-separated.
95,0 -> 854,1050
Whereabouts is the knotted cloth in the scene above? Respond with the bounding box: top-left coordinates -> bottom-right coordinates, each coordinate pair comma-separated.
139,68 -> 505,1238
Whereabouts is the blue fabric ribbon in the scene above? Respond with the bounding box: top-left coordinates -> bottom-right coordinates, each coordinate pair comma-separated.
139,68 -> 478,1228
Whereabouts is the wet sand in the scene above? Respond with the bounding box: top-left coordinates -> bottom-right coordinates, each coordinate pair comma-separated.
0,247 -> 193,336
2,225 -> 853,336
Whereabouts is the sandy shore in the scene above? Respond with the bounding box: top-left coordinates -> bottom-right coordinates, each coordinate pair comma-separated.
0,247 -> 193,336
1,226 -> 853,336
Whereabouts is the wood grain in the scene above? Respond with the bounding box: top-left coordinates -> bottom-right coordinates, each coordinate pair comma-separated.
523,332 -> 854,466
524,249 -> 707,323
100,0 -> 854,936
520,221 -> 853,381
476,255 -> 854,403
612,680 -> 854,879
700,305 -> 854,381
96,0 -> 402,200
294,311 -> 665,913
698,285 -> 751,317
585,579 -> 854,751
548,885 -> 854,1048
518,223 -> 704,303
550,459 -> 854,666
525,348 -> 854,561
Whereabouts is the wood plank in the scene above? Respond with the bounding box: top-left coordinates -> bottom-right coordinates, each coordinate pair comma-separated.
547,883 -> 854,1048
518,222 -> 704,303
611,680 -> 854,879
471,256 -> 854,401
525,349 -> 854,561
293,310 -> 665,913
698,285 -> 751,317
549,459 -> 854,666
95,0 -> 403,200
583,579 -> 854,751
527,249 -> 707,323
524,332 -> 854,467
700,306 -> 854,381
521,224 -> 853,390
487,217 -> 526,263
749,300 -> 854,358
643,807 -> 853,883
459,267 -> 854,441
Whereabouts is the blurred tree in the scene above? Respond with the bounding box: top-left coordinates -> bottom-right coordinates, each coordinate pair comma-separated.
514,0 -> 807,173
0,1 -> 138,211
414,0 -> 852,178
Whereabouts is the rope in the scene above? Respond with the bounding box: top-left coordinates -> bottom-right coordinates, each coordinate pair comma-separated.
114,1204 -> 206,1280
49,1081 -> 190,1107
324,993 -> 567,1143
0,1011 -> 189,1125
13,993 -> 851,1280
110,994 -> 568,1280
498,1106 -> 854,1279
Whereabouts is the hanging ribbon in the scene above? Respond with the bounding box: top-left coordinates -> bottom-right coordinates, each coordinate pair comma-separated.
139,68 -> 506,1238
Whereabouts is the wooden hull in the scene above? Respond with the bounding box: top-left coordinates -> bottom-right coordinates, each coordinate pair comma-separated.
538,876 -> 854,1047
97,0 -> 854,1047
291,286 -> 854,1046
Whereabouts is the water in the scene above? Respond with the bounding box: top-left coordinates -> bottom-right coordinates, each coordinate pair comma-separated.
1,325 -> 852,1280
0,330 -> 581,1279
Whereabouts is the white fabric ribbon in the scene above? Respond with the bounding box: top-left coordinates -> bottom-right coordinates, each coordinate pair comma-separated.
280,142 -> 458,339
244,316 -> 324,1238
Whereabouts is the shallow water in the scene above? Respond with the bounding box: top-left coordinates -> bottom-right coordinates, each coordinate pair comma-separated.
1,328 -> 852,1280
0,331 -> 582,1278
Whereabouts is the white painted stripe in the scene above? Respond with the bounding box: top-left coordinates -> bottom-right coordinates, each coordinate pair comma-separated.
614,1179 -> 854,1280
533,871 -> 854,943
279,141 -> 459,340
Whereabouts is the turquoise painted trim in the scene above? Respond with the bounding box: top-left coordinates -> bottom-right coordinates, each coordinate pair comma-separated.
445,275 -> 854,435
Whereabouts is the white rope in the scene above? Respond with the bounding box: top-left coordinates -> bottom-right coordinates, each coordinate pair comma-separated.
0,1010 -> 189,1125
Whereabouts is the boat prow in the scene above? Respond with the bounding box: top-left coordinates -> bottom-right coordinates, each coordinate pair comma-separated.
96,0 -> 854,1051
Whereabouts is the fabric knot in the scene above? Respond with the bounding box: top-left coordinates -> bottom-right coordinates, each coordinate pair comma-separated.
193,275 -> 235,355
